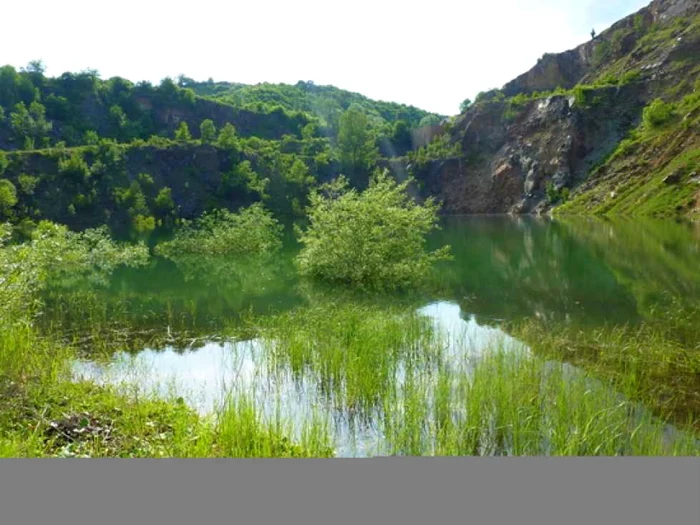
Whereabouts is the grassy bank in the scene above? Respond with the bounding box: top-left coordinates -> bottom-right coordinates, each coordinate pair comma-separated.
2,299 -> 698,457
0,322 -> 334,458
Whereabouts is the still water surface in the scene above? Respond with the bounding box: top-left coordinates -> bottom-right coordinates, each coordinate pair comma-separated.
59,216 -> 700,455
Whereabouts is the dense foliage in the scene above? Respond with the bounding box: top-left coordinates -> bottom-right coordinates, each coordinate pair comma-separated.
155,203 -> 283,257
0,221 -> 148,325
183,79 -> 441,136
295,170 -> 451,290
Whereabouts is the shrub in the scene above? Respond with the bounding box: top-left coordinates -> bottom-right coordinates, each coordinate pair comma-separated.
0,221 -> 149,324
154,187 -> 176,215
0,151 -> 8,175
592,40 -> 611,67
174,121 -> 192,141
642,99 -> 674,129
17,174 -> 38,195
132,214 -> 156,234
58,151 -> 90,183
295,170 -> 451,290
200,119 -> 217,143
0,179 -> 18,217
155,203 -> 282,257
620,69 -> 641,85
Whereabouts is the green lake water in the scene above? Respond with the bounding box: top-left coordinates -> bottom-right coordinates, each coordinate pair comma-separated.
51,216 -> 700,456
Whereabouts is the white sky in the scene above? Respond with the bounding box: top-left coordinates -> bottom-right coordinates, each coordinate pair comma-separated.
1,0 -> 650,115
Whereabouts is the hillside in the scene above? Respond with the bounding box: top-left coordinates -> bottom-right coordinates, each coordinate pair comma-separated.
183,79 -> 441,134
1,0 -> 699,234
0,68 -> 444,234
409,0 -> 700,219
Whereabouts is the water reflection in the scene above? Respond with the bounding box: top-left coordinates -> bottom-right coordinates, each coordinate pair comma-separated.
60,216 -> 700,455
45,216 -> 700,342
74,300 -> 520,457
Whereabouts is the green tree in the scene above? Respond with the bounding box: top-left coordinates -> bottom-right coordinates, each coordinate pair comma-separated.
84,130 -> 100,145
336,105 -> 378,188
17,174 -> 38,195
199,119 -> 217,143
58,151 -> 90,183
0,151 -> 8,175
175,121 -> 192,141
109,105 -> 128,137
391,120 -> 412,152
0,179 -> 18,217
460,98 -> 472,112
418,114 -> 442,127
295,170 -> 451,290
216,123 -> 239,150
9,102 -> 52,149
154,187 -> 176,216
301,122 -> 317,140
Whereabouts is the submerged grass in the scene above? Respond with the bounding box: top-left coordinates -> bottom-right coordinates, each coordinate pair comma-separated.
253,302 -> 439,421
0,322 -> 333,458
513,318 -> 700,433
382,347 -> 698,456
244,302 -> 698,456
2,285 -> 698,457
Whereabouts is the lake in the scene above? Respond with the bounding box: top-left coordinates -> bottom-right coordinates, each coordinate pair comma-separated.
44,216 -> 700,456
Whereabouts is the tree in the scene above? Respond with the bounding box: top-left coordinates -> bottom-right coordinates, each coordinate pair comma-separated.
418,114 -> 441,127
216,123 -> 239,150
336,105 -> 378,188
9,102 -> 52,149
84,130 -> 100,145
391,120 -> 412,152
109,105 -> 128,135
199,119 -> 217,143
0,179 -> 18,217
154,187 -> 176,216
17,174 -> 38,195
0,151 -> 8,175
175,121 -> 192,141
460,98 -> 472,112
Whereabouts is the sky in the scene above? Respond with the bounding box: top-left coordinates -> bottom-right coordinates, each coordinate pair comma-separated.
1,0 -> 651,115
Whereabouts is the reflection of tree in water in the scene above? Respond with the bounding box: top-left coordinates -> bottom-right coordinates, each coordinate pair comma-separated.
40,216 -> 700,355
428,215 -> 641,329
41,251 -> 305,354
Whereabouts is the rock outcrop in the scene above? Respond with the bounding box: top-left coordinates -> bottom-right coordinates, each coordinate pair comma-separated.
412,0 -> 700,216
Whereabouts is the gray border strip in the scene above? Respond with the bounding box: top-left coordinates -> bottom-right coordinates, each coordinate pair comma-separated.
0,458 -> 698,525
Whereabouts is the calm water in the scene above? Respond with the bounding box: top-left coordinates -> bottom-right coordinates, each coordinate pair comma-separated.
54,216 -> 700,455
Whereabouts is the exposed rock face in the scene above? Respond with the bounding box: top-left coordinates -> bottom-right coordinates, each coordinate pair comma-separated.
415,84 -> 647,214
503,0 -> 700,97
411,0 -> 700,215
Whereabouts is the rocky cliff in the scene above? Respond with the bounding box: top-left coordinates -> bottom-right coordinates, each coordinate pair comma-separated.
413,0 -> 700,218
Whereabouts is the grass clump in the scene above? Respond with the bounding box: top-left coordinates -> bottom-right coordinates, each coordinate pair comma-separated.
295,170 -> 451,291
513,316 -> 700,432
257,301 -> 438,415
643,98 -> 675,129
155,203 -> 282,257
381,347 -> 699,456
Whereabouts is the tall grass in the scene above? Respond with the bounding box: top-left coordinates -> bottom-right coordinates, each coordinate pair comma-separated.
379,347 -> 698,456
250,302 -> 698,456
0,320 -> 333,458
